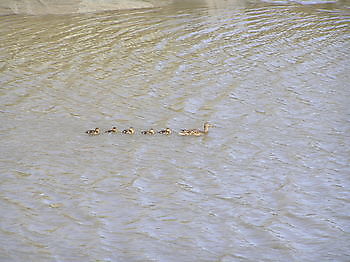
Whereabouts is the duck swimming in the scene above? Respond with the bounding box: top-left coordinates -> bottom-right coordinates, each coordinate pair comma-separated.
141,128 -> 155,135
122,127 -> 135,134
179,122 -> 214,136
105,127 -> 118,133
158,128 -> 172,135
86,127 -> 100,135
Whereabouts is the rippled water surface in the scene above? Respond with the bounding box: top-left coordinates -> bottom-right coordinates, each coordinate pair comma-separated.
1,0 -> 349,261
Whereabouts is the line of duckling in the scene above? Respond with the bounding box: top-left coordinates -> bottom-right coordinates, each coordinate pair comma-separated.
85,122 -> 214,137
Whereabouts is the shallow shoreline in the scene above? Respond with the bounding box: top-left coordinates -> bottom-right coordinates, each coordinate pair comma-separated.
0,0 -> 172,16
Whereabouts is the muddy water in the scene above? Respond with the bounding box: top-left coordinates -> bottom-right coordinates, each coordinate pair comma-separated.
0,0 -> 349,261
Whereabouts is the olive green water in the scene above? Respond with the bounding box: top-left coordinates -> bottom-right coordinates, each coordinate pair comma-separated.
0,0 -> 349,261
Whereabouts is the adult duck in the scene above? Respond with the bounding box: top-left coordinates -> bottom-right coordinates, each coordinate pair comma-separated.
179,122 -> 214,136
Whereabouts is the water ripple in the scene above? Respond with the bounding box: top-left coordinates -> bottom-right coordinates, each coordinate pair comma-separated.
1,1 -> 349,261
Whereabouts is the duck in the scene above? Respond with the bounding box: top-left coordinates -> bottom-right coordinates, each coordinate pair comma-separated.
105,127 -> 118,133
179,122 -> 214,136
122,127 -> 135,134
141,128 -> 155,135
158,128 -> 172,135
86,127 -> 100,135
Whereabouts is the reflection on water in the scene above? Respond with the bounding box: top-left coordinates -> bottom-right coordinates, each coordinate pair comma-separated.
0,0 -> 349,261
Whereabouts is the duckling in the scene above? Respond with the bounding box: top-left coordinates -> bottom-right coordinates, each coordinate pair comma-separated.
141,128 -> 155,135
122,127 -> 135,134
158,128 -> 172,135
105,127 -> 118,134
86,127 -> 100,135
179,122 -> 214,136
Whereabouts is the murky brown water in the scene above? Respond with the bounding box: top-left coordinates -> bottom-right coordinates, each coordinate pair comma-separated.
1,0 -> 349,261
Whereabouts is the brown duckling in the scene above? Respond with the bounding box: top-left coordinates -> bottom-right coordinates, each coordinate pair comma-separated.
141,128 -> 155,135
179,122 -> 214,136
105,127 -> 118,133
122,127 -> 135,134
86,127 -> 100,135
158,128 -> 172,135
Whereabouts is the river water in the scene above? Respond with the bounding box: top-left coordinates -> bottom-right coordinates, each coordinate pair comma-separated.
0,0 -> 349,261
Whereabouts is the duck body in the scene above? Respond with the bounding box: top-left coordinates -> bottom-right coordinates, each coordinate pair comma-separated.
122,127 -> 135,134
105,127 -> 118,133
179,122 -> 214,136
158,128 -> 172,135
86,127 -> 100,135
141,128 -> 155,135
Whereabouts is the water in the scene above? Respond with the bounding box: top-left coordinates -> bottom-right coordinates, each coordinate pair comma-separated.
1,0 -> 349,261
0,0 -> 169,15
